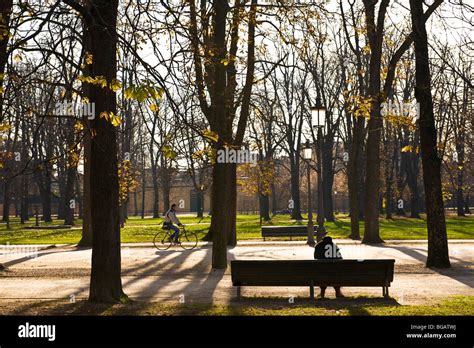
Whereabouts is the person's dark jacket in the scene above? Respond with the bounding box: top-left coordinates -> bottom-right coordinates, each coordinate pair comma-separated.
314,236 -> 342,260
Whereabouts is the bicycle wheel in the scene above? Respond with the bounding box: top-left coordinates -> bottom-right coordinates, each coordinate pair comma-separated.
180,230 -> 198,250
153,230 -> 172,250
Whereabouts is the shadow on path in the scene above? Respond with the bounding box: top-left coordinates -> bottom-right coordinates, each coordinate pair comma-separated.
371,244 -> 474,289
0,245 -> 85,269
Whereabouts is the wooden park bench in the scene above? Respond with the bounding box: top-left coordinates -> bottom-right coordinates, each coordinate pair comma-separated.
231,259 -> 395,299
261,225 -> 315,241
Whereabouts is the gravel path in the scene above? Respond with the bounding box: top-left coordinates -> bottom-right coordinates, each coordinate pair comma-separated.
0,241 -> 473,306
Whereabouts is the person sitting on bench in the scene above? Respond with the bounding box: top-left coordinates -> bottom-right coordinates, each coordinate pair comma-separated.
314,236 -> 344,299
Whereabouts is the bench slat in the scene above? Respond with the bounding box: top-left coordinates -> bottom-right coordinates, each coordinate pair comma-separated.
231,260 -> 395,288
261,226 -> 314,238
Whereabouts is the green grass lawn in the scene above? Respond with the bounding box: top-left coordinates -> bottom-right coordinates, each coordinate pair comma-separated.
0,214 -> 472,245
2,296 -> 473,316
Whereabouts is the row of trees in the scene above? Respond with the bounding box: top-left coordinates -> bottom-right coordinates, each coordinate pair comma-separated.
0,0 -> 472,301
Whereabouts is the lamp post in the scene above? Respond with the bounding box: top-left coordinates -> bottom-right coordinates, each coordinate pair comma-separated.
303,140 -> 315,246
310,97 -> 327,242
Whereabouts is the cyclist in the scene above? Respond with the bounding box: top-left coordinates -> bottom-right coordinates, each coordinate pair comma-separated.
163,204 -> 183,243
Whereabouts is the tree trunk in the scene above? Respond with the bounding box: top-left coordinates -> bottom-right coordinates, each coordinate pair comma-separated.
20,116 -> 29,223
271,183 -> 277,215
289,159 -> 303,220
227,162 -> 237,246
409,184 -> 420,218
363,102 -> 384,243
79,127 -> 93,247
39,177 -> 52,223
2,182 -> 9,222
410,0 -> 450,268
133,191 -> 138,216
407,151 -> 421,219
362,0 -> 389,244
119,201 -> 127,227
456,183 -> 465,217
57,171 -> 66,220
140,155 -> 146,219
20,175 -> 29,223
151,162 -> 160,218
395,140 -> 406,216
406,150 -> 421,218
63,118 -> 77,225
385,182 -> 393,220
76,175 -> 83,220
84,0 -> 125,302
259,193 -> 271,221
0,0 -> 12,122
208,0 -> 233,268
162,170 -> 170,214
385,135 -> 397,219
347,117 -> 365,239
210,160 -> 231,268
456,142 -> 465,216
0,0 -> 12,222
64,165 -> 76,226
197,190 -> 204,217
189,0 -> 256,265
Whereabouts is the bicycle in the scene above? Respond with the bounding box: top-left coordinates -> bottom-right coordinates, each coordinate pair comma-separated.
153,225 -> 198,250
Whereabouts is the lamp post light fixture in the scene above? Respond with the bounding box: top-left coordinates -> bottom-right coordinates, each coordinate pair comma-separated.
310,97 -> 326,128
310,97 -> 327,242
303,139 -> 315,246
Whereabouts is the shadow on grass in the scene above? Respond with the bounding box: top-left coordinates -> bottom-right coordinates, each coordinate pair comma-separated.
7,299 -> 116,316
236,295 -> 399,306
332,218 -> 350,230
3,295 -> 401,316
227,295 -> 401,316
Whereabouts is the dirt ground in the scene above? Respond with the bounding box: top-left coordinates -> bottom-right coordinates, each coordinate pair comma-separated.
0,241 -> 473,313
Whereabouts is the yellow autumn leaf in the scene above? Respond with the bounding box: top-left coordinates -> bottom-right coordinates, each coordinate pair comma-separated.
220,58 -> 229,66
401,145 -> 413,153
99,111 -> 121,126
110,78 -> 122,92
203,129 -> 219,143
85,52 -> 93,65
0,123 -> 11,132
74,122 -> 84,131
109,112 -> 122,127
99,111 -> 109,120
149,103 -> 159,112
94,76 -> 107,88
